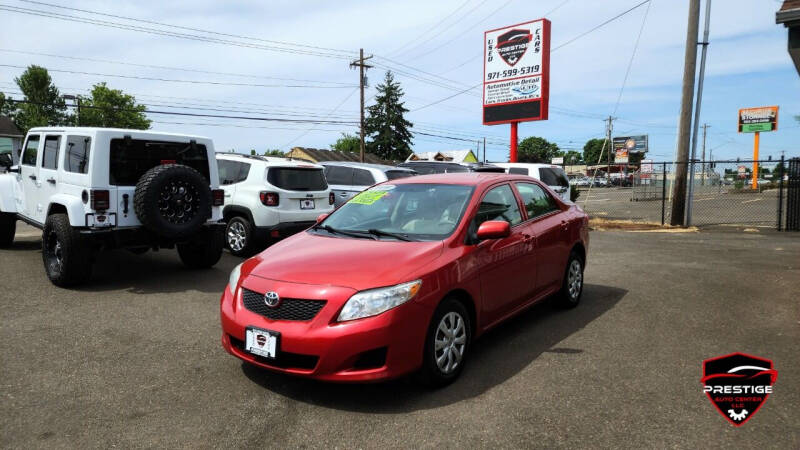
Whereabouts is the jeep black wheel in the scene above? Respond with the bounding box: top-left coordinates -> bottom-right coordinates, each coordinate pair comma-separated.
225,216 -> 255,257
134,164 -> 212,240
42,214 -> 92,286
0,212 -> 15,248
418,297 -> 471,387
177,226 -> 224,269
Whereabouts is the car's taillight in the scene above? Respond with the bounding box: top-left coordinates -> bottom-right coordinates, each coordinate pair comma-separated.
90,189 -> 110,211
259,191 -> 279,206
329,192 -> 335,205
212,189 -> 224,206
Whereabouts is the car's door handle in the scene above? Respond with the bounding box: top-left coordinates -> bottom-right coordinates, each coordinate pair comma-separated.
561,220 -> 569,231
28,174 -> 36,181
339,192 -> 348,197
46,177 -> 56,184
522,233 -> 535,243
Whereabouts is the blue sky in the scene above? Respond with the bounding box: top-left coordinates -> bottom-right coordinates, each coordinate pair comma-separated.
0,0 -> 798,162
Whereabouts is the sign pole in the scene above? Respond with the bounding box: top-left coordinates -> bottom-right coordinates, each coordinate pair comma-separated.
510,122 -> 518,162
752,131 -> 759,190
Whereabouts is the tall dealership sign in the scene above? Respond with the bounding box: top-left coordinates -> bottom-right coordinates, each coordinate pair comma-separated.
484,19 -> 551,162
738,106 -> 778,189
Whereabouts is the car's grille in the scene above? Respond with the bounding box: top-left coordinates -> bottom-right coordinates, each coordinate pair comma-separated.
241,288 -> 326,321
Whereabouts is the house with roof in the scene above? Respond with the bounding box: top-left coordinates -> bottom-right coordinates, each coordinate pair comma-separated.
777,0 -> 800,76
0,116 -> 23,166
405,150 -> 479,163
285,147 -> 393,165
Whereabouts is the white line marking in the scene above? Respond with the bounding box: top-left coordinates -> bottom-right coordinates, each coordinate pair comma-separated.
741,198 -> 763,204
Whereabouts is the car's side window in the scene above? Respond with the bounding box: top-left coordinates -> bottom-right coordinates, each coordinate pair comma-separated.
217,160 -> 238,185
508,167 -> 528,175
516,182 -> 559,219
41,135 -> 61,170
475,184 -> 522,227
21,135 -> 40,166
237,162 -> 251,182
352,168 -> 375,186
65,135 -> 91,174
325,166 -> 354,185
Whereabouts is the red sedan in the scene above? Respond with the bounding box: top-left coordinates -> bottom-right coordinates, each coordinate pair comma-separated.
220,173 -> 589,385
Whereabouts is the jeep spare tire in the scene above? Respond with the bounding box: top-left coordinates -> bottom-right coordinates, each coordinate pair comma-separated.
134,164 -> 212,239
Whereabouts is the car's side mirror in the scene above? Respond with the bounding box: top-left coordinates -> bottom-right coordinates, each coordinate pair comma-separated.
476,220 -> 510,240
0,153 -> 12,169
316,213 -> 329,223
7,166 -> 20,173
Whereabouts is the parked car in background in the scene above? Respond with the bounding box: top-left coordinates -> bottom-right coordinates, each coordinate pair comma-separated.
221,173 -> 589,385
320,161 -> 417,207
397,161 -> 505,174
0,127 -> 225,286
217,153 -> 334,256
494,163 -> 571,202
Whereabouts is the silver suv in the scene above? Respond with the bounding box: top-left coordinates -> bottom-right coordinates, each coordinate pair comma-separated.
320,161 -> 417,207
0,127 -> 225,286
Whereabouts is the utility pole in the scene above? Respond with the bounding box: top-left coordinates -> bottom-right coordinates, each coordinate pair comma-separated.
483,137 -> 486,163
701,123 -> 709,186
686,0 -> 711,227
605,116 -> 614,180
670,0 -> 701,226
350,48 -> 372,163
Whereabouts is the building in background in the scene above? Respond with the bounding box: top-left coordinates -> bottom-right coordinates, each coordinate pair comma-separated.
777,0 -> 800,76
0,116 -> 23,166
285,147 -> 391,165
405,150 -> 478,163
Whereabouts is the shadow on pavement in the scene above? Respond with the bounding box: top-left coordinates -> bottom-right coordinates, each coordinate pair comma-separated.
241,283 -> 627,413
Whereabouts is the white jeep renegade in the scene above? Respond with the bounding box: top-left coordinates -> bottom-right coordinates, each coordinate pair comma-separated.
0,127 -> 225,286
216,153 -> 334,256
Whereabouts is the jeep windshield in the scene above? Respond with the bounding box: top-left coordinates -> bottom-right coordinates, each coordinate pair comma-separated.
316,183 -> 473,241
109,138 -> 209,185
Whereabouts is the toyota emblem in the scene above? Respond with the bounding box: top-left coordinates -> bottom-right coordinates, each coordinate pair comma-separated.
264,291 -> 280,308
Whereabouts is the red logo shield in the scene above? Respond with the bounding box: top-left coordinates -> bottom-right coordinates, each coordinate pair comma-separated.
701,353 -> 777,426
496,29 -> 531,66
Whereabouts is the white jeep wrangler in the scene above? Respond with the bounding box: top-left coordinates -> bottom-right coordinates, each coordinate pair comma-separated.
0,127 -> 226,286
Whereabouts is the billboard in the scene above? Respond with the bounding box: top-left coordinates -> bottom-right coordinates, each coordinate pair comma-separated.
483,19 -> 550,125
738,106 -> 778,133
551,156 -> 563,164
612,135 -> 648,163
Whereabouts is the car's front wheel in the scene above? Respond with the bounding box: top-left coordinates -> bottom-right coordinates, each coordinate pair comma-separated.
42,213 -> 93,286
556,251 -> 584,308
225,216 -> 254,257
419,297 -> 471,387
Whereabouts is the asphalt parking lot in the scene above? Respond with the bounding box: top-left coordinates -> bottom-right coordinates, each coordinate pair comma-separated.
1,224 -> 799,448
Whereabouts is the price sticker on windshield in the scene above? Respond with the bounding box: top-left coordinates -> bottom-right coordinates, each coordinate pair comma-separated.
350,191 -> 388,205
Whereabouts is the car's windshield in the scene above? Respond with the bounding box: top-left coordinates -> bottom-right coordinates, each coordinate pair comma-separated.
320,183 -> 474,240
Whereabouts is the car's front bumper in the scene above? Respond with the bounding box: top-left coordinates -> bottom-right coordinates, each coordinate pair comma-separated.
220,276 -> 433,382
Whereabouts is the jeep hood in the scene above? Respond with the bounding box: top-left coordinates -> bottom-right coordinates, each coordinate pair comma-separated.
247,232 -> 444,291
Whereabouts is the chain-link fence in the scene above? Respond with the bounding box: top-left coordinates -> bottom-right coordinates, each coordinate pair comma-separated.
571,158 -> 794,229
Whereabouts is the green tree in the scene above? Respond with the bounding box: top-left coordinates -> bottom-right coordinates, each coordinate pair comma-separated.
0,93 -> 15,117
364,71 -> 413,160
250,149 -> 285,157
583,138 -> 608,165
330,132 -> 360,153
560,150 -> 583,165
77,82 -> 150,129
517,136 -> 559,163
13,65 -> 69,133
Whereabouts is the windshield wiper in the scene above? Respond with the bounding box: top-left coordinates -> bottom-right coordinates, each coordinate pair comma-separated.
313,224 -> 376,240
364,228 -> 417,242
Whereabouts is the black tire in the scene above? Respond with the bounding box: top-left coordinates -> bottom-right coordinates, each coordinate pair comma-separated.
42,213 -> 92,286
225,215 -> 255,257
418,297 -> 472,387
134,164 -> 212,240
555,251 -> 584,309
177,226 -> 224,269
0,212 -> 15,248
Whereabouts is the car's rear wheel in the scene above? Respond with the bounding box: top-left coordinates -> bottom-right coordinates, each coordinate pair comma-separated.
0,212 -> 15,248
419,297 -> 471,387
42,213 -> 92,286
225,216 -> 255,257
556,251 -> 584,308
177,226 -> 224,269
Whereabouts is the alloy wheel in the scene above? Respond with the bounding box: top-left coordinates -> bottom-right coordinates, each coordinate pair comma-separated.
567,259 -> 583,301
45,231 -> 63,270
227,221 -> 247,251
434,311 -> 467,374
157,180 -> 199,224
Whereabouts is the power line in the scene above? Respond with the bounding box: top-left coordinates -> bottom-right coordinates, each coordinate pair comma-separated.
0,48 -> 354,86
16,0 -> 356,57
552,0 -> 650,52
281,87 -> 360,150
0,64 -> 357,89
386,0 -> 474,57
612,0 -> 651,115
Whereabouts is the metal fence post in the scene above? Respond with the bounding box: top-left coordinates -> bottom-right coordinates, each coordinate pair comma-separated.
777,155 -> 785,231
661,162 -> 667,225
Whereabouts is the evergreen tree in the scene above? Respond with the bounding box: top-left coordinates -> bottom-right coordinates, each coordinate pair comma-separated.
364,71 -> 413,160
13,65 -> 69,133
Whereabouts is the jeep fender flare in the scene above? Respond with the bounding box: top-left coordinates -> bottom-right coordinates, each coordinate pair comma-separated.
0,176 -> 18,213
222,205 -> 255,226
47,194 -> 87,227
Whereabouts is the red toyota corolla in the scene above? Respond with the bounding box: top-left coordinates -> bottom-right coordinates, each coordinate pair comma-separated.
220,173 -> 589,385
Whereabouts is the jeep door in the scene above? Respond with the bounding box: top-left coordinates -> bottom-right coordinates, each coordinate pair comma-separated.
17,133 -> 41,222
36,134 -> 63,223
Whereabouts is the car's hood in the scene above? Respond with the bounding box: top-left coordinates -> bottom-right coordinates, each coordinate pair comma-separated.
247,231 -> 444,291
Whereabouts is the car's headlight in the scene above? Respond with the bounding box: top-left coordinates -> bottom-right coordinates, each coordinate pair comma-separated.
338,280 -> 422,322
228,263 -> 243,295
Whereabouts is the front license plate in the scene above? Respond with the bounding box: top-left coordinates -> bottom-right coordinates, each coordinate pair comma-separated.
300,199 -> 315,210
245,327 -> 278,359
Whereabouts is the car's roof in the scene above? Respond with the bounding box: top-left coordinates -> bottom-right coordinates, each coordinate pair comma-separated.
27,126 -> 211,140
319,161 -> 415,172
383,172 -> 535,187
216,152 -> 323,168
